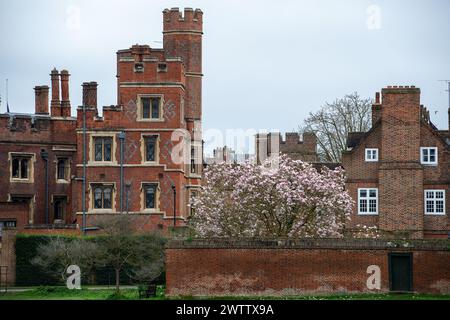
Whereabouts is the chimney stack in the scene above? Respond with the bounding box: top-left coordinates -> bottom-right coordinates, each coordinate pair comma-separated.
82,82 -> 98,109
34,85 -> 49,114
60,70 -> 71,117
372,91 -> 382,125
50,68 -> 61,117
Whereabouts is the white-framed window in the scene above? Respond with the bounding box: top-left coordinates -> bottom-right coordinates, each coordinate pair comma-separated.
424,190 -> 446,215
137,95 -> 164,121
420,147 -> 438,165
358,188 -> 378,215
365,148 -> 378,162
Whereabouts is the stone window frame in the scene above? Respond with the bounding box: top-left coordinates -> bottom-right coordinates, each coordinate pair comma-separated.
136,94 -> 164,122
189,141 -> 202,178
420,147 -> 438,166
140,182 -> 161,213
187,187 -> 201,218
8,152 -> 36,183
424,189 -> 446,215
55,156 -> 71,183
0,220 -> 17,237
51,194 -> 68,222
357,188 -> 378,215
89,133 -> 117,165
140,133 -> 160,164
365,148 -> 378,162
88,182 -> 116,213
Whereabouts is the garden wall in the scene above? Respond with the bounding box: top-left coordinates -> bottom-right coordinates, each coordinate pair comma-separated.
165,239 -> 450,297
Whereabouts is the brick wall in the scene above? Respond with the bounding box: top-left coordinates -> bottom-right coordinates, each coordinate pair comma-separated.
166,239 -> 450,296
0,229 -> 17,286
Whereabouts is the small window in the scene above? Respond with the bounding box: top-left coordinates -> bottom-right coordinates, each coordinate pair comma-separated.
94,137 -> 112,162
93,185 -> 113,209
365,148 -> 378,162
144,184 -> 158,209
53,196 -> 67,221
358,188 -> 378,215
0,220 -> 17,237
190,147 -> 196,174
57,158 -> 69,180
189,190 -> 198,217
157,63 -> 167,72
11,156 -> 31,180
141,97 -> 161,119
420,147 -> 438,165
134,63 -> 144,73
424,190 -> 445,215
144,136 -> 157,162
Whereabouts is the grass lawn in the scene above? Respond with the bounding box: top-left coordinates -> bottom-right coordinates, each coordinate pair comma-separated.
0,286 -> 449,300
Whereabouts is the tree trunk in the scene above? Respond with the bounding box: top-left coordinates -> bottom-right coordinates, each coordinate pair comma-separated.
115,268 -> 120,293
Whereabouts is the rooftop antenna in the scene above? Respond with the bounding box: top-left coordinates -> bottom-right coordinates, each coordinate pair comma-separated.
5,78 -> 9,113
438,80 -> 450,109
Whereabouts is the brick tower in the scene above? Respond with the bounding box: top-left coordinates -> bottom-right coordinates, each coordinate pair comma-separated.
75,8 -> 203,232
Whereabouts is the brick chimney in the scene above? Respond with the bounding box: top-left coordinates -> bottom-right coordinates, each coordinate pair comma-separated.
371,91 -> 381,125
50,68 -> 61,117
60,70 -> 71,117
82,82 -> 98,109
34,85 -> 49,114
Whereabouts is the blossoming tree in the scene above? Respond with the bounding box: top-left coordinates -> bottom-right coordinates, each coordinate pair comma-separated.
190,154 -> 354,238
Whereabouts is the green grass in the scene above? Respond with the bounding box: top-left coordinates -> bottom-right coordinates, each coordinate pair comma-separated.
0,286 -> 165,300
0,286 -> 448,300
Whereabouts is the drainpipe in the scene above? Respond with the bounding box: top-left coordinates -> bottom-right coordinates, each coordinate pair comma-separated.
118,131 -> 126,214
40,150 -> 49,224
82,103 -> 87,235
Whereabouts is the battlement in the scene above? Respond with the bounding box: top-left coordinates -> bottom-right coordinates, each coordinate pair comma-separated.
163,7 -> 203,33
382,85 -> 420,94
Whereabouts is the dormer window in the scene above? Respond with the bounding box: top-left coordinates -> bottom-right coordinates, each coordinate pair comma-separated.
365,148 -> 378,162
134,63 -> 144,73
420,147 -> 437,165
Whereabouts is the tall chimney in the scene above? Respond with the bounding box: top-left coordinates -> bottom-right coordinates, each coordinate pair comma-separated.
60,70 -> 71,117
82,82 -> 98,108
372,91 -> 381,125
34,86 -> 49,114
50,68 -> 61,117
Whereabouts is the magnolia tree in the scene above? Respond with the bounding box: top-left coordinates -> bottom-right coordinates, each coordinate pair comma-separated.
190,154 -> 354,238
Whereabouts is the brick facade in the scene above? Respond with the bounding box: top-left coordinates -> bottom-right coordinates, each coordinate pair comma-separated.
342,86 -> 449,239
165,239 -> 450,296
0,8 -> 203,234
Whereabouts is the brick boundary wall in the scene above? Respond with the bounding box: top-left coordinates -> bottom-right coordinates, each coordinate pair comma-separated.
0,229 -> 18,286
166,239 -> 450,297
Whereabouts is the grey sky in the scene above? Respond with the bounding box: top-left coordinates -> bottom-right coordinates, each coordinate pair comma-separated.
1,0 -> 449,156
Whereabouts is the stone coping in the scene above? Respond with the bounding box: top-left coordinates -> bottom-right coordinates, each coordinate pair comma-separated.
167,238 -> 450,251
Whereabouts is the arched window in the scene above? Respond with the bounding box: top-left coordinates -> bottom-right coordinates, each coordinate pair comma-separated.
57,159 -> 66,180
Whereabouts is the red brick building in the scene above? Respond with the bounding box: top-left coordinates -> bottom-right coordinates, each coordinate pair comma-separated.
0,75 -> 77,234
342,86 -> 449,239
0,8 -> 203,235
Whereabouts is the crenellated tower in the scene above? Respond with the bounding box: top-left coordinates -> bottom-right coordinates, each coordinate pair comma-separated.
163,7 -> 203,122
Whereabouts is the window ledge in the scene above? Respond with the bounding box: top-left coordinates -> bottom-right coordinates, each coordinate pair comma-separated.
56,179 -> 70,184
142,161 -> 159,166
357,213 -> 379,216
137,118 -> 165,122
424,213 -> 446,216
10,178 -> 32,183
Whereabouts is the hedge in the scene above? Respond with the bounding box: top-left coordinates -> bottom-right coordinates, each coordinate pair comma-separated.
14,234 -> 166,287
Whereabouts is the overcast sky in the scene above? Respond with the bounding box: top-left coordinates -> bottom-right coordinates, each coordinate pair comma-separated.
1,0 -> 449,155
